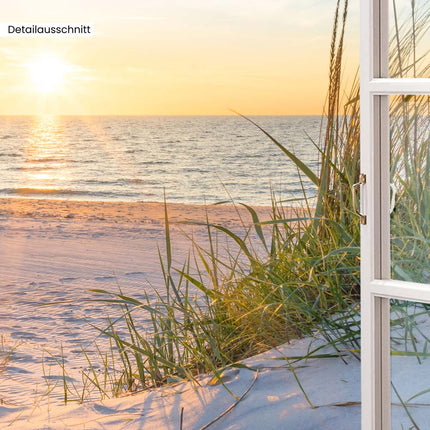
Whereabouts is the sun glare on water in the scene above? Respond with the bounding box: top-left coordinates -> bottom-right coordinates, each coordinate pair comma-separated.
29,55 -> 68,93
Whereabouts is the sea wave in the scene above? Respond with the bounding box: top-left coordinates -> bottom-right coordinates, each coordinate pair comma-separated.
7,166 -> 57,171
25,157 -> 69,163
0,188 -> 137,199
83,178 -> 146,185
0,152 -> 20,158
0,188 -> 88,196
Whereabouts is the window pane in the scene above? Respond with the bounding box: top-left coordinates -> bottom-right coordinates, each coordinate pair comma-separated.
390,94 -> 430,284
391,299 -> 430,428
389,0 -> 430,78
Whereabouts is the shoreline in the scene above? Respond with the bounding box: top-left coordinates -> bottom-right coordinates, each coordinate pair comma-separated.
0,197 -> 273,226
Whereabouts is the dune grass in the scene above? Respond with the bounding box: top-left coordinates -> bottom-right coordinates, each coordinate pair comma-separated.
47,0 -> 429,409
0,336 -> 19,377
82,0 -> 361,397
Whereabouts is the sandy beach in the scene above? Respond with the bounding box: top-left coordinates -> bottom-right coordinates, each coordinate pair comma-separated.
0,198 -> 427,429
0,198 -> 274,413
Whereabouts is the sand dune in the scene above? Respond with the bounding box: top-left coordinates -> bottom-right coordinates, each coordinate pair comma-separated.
0,198 -> 272,409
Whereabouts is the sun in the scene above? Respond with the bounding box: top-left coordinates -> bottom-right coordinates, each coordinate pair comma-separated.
29,55 -> 68,93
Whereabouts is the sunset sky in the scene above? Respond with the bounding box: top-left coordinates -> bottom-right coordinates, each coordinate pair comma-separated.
0,0 -> 360,115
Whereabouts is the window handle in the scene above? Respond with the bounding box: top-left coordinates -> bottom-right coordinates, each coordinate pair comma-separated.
390,183 -> 396,214
352,173 -> 367,225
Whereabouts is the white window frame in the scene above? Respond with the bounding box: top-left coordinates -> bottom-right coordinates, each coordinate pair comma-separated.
360,0 -> 430,428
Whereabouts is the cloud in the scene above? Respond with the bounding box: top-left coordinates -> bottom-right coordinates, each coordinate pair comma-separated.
0,47 -> 24,62
118,16 -> 163,21
99,16 -> 164,22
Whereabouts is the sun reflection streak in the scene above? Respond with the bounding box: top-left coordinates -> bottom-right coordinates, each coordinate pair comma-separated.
20,115 -> 71,194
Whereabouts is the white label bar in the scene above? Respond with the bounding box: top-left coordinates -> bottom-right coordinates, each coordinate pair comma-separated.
0,23 -> 94,37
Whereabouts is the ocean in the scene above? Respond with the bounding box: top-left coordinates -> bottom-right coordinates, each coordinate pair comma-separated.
0,115 -> 322,206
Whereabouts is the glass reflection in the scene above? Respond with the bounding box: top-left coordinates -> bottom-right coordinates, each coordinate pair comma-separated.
391,299 -> 430,428
390,95 -> 430,284
389,0 -> 430,78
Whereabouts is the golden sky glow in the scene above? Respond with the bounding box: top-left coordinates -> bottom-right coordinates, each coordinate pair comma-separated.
0,0 -> 360,115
